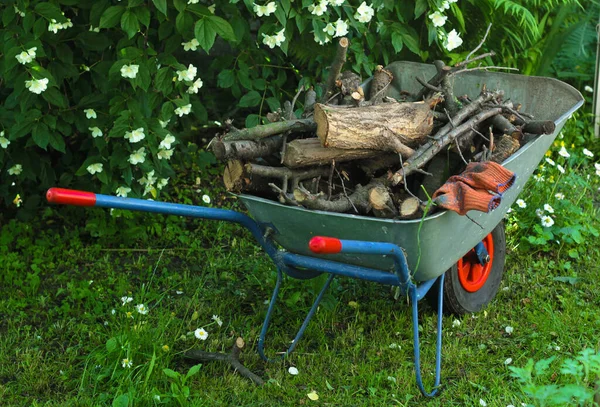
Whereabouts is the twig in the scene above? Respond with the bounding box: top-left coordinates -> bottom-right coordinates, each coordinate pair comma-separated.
397,153 -> 420,201
322,37 -> 349,103
268,183 -> 299,205
289,87 -> 304,120
416,76 -> 442,93
454,138 -> 469,165
327,160 -> 335,200
457,66 -> 519,73
465,24 -> 492,62
334,167 -> 358,213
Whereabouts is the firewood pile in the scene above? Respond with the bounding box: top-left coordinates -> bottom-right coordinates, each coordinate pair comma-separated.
210,37 -> 555,220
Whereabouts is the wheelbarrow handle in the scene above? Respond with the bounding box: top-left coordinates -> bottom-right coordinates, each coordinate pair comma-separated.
47,188 -> 97,206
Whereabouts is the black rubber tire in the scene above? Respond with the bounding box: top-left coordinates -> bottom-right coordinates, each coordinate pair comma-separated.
428,222 -> 506,315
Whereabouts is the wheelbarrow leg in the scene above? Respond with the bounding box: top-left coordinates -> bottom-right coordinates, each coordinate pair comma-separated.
410,273 -> 444,397
257,268 -> 335,362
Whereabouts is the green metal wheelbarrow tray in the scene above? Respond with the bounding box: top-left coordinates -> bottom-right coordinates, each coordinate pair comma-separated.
46,61 -> 583,397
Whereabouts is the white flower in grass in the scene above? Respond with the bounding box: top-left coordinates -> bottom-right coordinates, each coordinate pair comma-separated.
174,104 -> 192,117
202,194 -> 211,204
187,77 -> 204,94
122,358 -> 133,368
121,296 -> 133,305
541,215 -> 554,227
124,127 -> 145,143
516,199 -> 526,208
555,192 -> 565,200
479,399 -> 487,407
543,204 -> 554,214
429,11 -> 447,27
253,2 -> 277,17
583,148 -> 594,157
354,1 -> 374,23
558,146 -> 570,158
128,147 -> 146,165
0,132 -> 10,149
89,127 -> 103,138
157,149 -> 174,160
595,163 -> 600,171
505,326 -> 514,335
157,178 -> 169,190
176,64 -> 197,82
545,157 -> 555,166
87,163 -> 103,175
309,0 -> 328,16
194,328 -> 208,340
557,164 -> 565,174
25,77 -> 49,94
159,134 -> 176,150
288,366 -> 299,375
116,186 -> 131,197
452,319 -> 461,327
8,164 -> 22,175
135,304 -> 148,315
535,208 -> 544,218
84,109 -> 97,119
444,29 -> 463,51
323,23 -> 335,36
212,314 -> 223,326
120,64 -> 139,79
181,38 -> 200,51
585,85 -> 594,93
334,19 -> 349,37
504,358 -> 513,365
533,174 -> 544,182
16,47 -> 37,64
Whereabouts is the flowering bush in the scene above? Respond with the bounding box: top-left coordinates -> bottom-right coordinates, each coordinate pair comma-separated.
0,0 -> 468,214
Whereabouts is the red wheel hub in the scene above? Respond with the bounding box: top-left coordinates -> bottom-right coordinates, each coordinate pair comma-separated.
457,233 -> 494,292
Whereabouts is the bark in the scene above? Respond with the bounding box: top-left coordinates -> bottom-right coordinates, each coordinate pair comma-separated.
303,87 -> 317,116
368,65 -> 393,105
223,119 -> 316,141
435,61 -> 458,117
314,101 -> 435,155
368,185 -> 397,218
282,138 -> 380,168
293,178 -> 386,213
521,120 -> 556,135
322,37 -> 349,103
212,136 -> 283,161
490,134 -> 520,163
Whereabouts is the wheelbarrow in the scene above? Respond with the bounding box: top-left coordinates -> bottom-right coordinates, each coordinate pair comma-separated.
46,61 -> 583,397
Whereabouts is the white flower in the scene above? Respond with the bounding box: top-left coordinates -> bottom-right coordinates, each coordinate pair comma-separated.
330,0 -> 345,5
194,328 -> 208,340
116,186 -> 131,197
504,358 -> 513,365
87,163 -> 103,175
557,164 -> 565,174
89,26 -> 100,32
314,34 -> 330,45
452,319 -> 461,327
554,345 -> 561,351
121,296 -> 133,305
157,178 -> 169,190
288,366 -> 299,375
541,215 -> 554,227
354,2 -> 375,23
212,314 -> 223,326
138,170 -> 156,186
585,85 -> 594,93
429,11 -> 447,27
309,0 -> 328,16
253,2 -> 277,17
124,127 -> 145,143
543,204 -> 554,213
262,34 -> 277,48
176,64 -> 197,82
25,77 -> 49,94
8,164 -> 22,175
274,28 -> 286,45
122,358 -> 133,368
111,309 -> 116,315
182,38 -> 200,51
120,64 -> 139,79
157,149 -> 174,160
444,29 -> 463,51
202,194 -> 211,204
515,199 -> 526,208
0,132 -> 10,149
174,104 -> 192,117
554,192 -> 565,200
159,134 -> 176,150
479,399 -> 487,407
505,326 -> 514,335
583,148 -> 594,157
187,77 -> 204,94
334,19 -> 349,37
89,127 -> 103,138
535,208 -> 544,218
188,0 -> 199,3
545,158 -> 555,166
159,119 -> 170,128
533,174 -> 545,182
128,147 -> 146,165
84,109 -> 97,119
135,304 -> 148,315
323,23 -> 335,36
558,146 -> 570,158
441,0 -> 451,10
48,20 -> 61,34
16,47 -> 37,64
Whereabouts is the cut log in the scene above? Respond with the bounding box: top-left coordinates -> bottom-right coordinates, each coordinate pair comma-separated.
322,37 -> 349,103
223,160 -> 247,193
490,134 -> 520,163
223,119 -> 316,142
212,136 -> 283,161
368,186 -> 397,218
282,138 -> 380,168
399,197 -> 422,219
314,101 -> 435,156
294,177 -> 386,213
522,120 -> 556,135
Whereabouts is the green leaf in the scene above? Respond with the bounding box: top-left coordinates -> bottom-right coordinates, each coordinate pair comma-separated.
33,18 -> 47,39
90,0 -> 110,26
2,6 -> 16,26
391,32 -> 403,53
414,0 -> 428,18
34,3 -> 68,22
160,101 -> 174,121
76,32 -> 111,51
42,87 -> 68,108
99,6 -> 126,29
239,91 -> 262,108
265,97 -> 280,112
217,70 -> 235,88
534,356 -> 556,375
194,18 -> 216,52
106,337 -> 118,353
274,6 -> 287,26
163,368 -> 180,380
245,114 -> 260,128
209,15 -> 235,41
32,123 -> 50,150
134,63 -> 151,92
133,7 -> 151,28
152,0 -> 168,16
185,364 -> 202,380
112,394 -> 129,407
568,248 -> 579,259
176,11 -> 194,36
48,132 -> 66,153
128,0 -> 145,7
400,31 -> 420,55
121,10 -> 140,39
173,0 -> 187,12
155,67 -> 174,95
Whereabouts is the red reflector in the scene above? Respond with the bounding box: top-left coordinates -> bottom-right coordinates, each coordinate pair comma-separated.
309,236 -> 342,254
46,188 -> 96,207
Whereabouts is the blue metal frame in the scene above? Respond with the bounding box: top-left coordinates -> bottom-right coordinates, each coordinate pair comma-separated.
69,193 -> 445,396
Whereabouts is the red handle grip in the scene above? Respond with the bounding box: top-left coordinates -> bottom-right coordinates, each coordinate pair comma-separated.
308,236 -> 342,254
46,188 -> 97,206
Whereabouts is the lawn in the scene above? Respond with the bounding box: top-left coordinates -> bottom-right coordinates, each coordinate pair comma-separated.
1,116 -> 600,407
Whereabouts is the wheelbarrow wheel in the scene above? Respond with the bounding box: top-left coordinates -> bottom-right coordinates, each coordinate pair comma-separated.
428,222 -> 506,315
